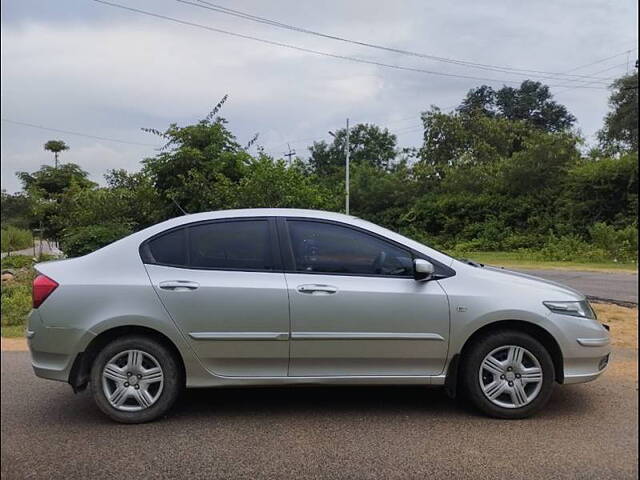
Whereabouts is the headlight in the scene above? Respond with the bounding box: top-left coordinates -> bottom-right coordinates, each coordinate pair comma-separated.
543,300 -> 596,319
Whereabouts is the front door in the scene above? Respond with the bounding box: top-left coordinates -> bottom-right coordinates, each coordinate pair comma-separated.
142,218 -> 290,377
282,219 -> 450,377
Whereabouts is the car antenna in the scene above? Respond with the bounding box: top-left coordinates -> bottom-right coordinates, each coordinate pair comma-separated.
171,198 -> 189,215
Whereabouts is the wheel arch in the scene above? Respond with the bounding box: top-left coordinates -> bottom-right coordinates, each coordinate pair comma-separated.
445,319 -> 564,398
68,325 -> 186,393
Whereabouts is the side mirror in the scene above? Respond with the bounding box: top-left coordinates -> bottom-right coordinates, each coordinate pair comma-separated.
414,259 -> 434,282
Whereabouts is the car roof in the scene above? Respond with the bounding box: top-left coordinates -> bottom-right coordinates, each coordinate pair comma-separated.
137,208 -> 454,267
169,208 -> 358,224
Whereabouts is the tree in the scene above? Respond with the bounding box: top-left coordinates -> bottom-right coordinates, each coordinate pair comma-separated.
414,105 -> 584,248
560,152 -> 638,230
417,107 -> 536,180
141,96 -> 252,216
16,163 -> 96,240
43,140 -> 70,168
349,160 -> 416,232
17,163 -> 95,198
308,123 -> 398,178
457,85 -> 497,118
597,71 -> 639,153
235,156 -> 337,210
0,190 -> 32,229
457,80 -> 575,132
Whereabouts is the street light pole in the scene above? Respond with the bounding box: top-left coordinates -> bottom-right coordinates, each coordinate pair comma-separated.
329,118 -> 351,215
345,118 -> 350,215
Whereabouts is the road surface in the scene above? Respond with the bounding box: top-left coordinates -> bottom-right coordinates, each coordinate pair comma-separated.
1,350 -> 637,479
516,269 -> 638,304
1,240 -> 62,259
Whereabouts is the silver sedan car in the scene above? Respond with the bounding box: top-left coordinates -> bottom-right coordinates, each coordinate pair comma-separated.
27,209 -> 611,423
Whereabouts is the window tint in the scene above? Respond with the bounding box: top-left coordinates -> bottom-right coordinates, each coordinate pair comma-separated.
287,220 -> 413,276
143,228 -> 186,266
188,220 -> 273,270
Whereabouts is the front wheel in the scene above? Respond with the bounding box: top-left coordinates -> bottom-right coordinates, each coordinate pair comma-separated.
90,335 -> 182,423
461,330 -> 555,419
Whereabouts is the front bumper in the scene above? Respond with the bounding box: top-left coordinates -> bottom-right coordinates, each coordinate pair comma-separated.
561,324 -> 611,384
546,312 -> 612,385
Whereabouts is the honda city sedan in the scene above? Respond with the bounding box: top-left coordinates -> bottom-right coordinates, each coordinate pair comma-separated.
27,209 -> 610,423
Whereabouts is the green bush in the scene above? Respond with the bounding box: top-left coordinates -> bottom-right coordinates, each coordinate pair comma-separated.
1,226 -> 33,254
1,280 -> 32,328
60,223 -> 133,257
1,255 -> 35,270
1,254 -> 56,270
449,226 -> 637,264
537,233 -> 593,261
589,222 -> 638,262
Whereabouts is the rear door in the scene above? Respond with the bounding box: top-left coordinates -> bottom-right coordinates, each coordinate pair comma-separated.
142,218 -> 290,377
281,218 -> 450,377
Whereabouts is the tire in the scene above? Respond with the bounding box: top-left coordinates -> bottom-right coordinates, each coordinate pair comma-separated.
90,335 -> 182,423
461,330 -> 555,419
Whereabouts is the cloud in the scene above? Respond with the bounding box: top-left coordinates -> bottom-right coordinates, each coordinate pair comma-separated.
1,0 -> 637,192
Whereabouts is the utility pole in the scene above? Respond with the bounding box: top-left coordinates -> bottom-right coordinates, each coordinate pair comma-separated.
283,143 -> 296,166
345,118 -> 350,215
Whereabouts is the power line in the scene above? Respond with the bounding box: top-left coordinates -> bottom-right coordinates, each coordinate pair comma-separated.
262,103 -> 460,155
1,118 -> 159,147
178,0 -> 621,85
563,50 -> 638,74
554,62 -> 630,92
91,0 -> 609,90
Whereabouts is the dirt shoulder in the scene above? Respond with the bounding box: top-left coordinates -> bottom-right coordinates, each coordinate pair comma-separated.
1,336 -> 28,351
593,303 -> 638,350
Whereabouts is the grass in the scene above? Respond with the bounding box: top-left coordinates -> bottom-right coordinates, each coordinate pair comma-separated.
461,251 -> 638,273
1,325 -> 26,338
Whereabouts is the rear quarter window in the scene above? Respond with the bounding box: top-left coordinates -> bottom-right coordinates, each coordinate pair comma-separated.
140,228 -> 186,266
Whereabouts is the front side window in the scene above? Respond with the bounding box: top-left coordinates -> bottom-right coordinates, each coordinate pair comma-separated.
141,219 -> 273,270
287,220 -> 413,276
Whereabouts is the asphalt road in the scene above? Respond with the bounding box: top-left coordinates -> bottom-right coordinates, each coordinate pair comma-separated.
0,240 -> 62,259
515,269 -> 638,304
2,350 -> 637,479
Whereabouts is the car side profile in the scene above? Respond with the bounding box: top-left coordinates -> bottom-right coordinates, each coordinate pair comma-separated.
27,209 -> 611,423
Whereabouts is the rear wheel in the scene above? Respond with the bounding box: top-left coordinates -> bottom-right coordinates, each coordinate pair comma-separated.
90,336 -> 182,423
461,330 -> 555,419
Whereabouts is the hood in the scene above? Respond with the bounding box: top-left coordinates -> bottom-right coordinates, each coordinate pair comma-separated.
480,265 -> 585,300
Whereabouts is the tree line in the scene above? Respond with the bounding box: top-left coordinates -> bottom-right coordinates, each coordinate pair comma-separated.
1,74 -> 637,262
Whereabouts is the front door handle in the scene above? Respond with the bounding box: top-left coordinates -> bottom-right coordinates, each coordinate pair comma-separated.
159,280 -> 200,291
297,284 -> 338,295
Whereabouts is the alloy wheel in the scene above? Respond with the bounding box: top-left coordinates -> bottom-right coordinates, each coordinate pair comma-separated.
101,349 -> 164,412
478,345 -> 543,409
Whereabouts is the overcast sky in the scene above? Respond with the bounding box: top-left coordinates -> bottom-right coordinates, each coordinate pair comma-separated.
1,0 -> 637,192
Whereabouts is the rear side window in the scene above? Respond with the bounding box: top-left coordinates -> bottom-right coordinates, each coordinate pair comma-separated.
287,220 -> 413,276
141,220 -> 274,271
188,220 -> 273,270
141,228 -> 186,266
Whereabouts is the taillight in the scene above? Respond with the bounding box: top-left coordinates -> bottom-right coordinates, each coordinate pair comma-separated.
33,275 -> 59,308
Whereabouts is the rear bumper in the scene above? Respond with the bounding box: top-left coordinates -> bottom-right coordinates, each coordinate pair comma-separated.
27,310 -> 95,383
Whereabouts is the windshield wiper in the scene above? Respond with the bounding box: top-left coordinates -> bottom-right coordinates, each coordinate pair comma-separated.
459,258 -> 484,268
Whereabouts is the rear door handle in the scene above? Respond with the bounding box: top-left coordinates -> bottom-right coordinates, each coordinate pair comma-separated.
297,284 -> 338,295
159,280 -> 200,291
